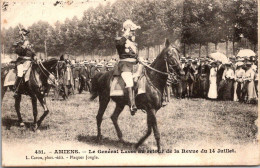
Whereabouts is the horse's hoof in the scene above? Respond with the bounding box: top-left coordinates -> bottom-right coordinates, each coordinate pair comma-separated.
119,138 -> 125,143
19,122 -> 25,127
32,125 -> 38,132
134,143 -> 139,149
96,135 -> 102,142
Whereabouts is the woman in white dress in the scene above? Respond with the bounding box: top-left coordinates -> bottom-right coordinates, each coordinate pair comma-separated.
243,62 -> 257,103
233,62 -> 245,101
208,61 -> 218,99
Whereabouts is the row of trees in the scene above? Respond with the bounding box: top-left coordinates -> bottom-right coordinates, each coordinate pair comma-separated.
1,0 -> 257,57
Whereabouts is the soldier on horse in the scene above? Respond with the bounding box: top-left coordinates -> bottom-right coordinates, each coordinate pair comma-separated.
115,19 -> 141,115
13,28 -> 36,97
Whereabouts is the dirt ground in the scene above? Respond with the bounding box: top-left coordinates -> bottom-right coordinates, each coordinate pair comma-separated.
1,90 -> 259,166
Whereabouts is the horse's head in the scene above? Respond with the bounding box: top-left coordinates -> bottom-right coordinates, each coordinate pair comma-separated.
163,39 -> 184,76
41,55 -> 67,79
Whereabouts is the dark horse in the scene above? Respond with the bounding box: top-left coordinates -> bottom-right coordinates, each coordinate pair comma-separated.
1,57 -> 66,130
90,39 -> 183,150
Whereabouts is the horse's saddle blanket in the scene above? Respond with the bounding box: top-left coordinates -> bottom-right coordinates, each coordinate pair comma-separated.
4,67 -> 32,87
110,75 -> 146,96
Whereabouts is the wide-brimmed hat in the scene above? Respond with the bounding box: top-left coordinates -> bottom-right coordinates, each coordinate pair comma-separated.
237,57 -> 244,62
19,28 -> 30,35
249,56 -> 256,61
122,20 -> 141,31
181,59 -> 186,63
106,63 -> 114,68
210,60 -> 217,65
225,61 -> 232,65
200,58 -> 205,62
236,62 -> 244,67
246,61 -> 252,65
96,63 -> 103,68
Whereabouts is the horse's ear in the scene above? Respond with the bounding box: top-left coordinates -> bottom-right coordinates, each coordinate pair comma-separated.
173,39 -> 181,50
60,54 -> 64,61
165,38 -> 170,48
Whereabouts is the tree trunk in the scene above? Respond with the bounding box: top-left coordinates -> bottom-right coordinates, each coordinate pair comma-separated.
44,40 -> 48,60
199,43 -> 201,57
2,44 -> 5,57
226,40 -> 228,56
183,42 -> 186,57
232,41 -> 235,55
189,44 -> 191,56
147,47 -> 149,59
206,43 -> 209,57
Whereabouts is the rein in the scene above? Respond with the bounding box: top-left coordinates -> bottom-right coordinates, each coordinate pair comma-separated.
139,60 -> 169,76
37,61 -> 58,85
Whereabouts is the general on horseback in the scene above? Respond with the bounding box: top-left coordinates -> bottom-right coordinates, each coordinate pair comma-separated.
115,19 -> 141,114
13,28 -> 36,97
2,27 -> 67,131
90,19 -> 184,151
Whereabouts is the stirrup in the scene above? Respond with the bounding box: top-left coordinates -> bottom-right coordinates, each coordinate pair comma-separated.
130,105 -> 137,116
162,101 -> 167,107
13,92 -> 19,98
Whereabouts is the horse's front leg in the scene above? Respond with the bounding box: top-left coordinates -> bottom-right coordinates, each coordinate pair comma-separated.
35,93 -> 49,129
14,94 -> 24,127
187,84 -> 190,98
31,95 -> 38,131
190,82 -> 194,97
111,103 -> 125,142
1,86 -> 7,104
150,109 -> 161,151
135,112 -> 153,149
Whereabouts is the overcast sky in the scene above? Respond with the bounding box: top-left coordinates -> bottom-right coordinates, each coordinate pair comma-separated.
1,0 -> 116,29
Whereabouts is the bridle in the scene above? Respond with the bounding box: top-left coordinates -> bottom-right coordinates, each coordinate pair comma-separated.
37,60 -> 64,86
139,45 -> 180,77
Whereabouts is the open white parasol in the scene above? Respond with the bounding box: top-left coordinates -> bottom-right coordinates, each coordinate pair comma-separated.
209,52 -> 229,64
237,49 -> 256,58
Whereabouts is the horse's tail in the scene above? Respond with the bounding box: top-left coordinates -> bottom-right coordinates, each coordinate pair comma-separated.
89,72 -> 103,101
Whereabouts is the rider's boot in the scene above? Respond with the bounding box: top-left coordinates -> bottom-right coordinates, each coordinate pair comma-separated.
128,87 -> 137,116
13,77 -> 23,98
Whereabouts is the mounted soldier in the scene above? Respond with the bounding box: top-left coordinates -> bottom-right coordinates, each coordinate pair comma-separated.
115,20 -> 141,114
13,28 -> 36,97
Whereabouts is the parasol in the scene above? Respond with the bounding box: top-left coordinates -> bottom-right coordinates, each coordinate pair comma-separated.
1,57 -> 13,63
237,49 -> 256,58
209,52 -> 229,64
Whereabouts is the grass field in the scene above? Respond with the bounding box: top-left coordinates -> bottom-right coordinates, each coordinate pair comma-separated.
1,90 -> 258,150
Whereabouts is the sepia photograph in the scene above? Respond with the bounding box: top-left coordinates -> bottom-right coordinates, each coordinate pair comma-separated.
1,0 -> 259,166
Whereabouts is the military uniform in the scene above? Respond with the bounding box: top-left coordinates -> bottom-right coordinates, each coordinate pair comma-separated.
115,19 -> 140,115
13,28 -> 35,96
115,36 -> 138,87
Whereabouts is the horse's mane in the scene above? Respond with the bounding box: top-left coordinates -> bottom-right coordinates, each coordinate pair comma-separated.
41,58 -> 59,67
43,58 -> 58,63
150,47 -> 167,67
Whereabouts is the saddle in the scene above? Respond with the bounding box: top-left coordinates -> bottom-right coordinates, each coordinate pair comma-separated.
110,64 -> 146,96
4,63 -> 32,87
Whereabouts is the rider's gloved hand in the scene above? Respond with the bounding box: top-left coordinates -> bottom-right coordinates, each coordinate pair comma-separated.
123,28 -> 130,38
137,57 -> 144,63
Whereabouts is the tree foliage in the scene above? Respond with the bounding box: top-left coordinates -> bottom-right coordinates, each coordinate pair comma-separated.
1,0 -> 257,57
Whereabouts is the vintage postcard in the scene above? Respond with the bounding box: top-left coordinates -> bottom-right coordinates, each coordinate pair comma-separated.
1,0 -> 259,166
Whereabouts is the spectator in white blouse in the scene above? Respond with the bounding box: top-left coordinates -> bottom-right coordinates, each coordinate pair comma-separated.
234,62 -> 245,102
222,62 -> 235,100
